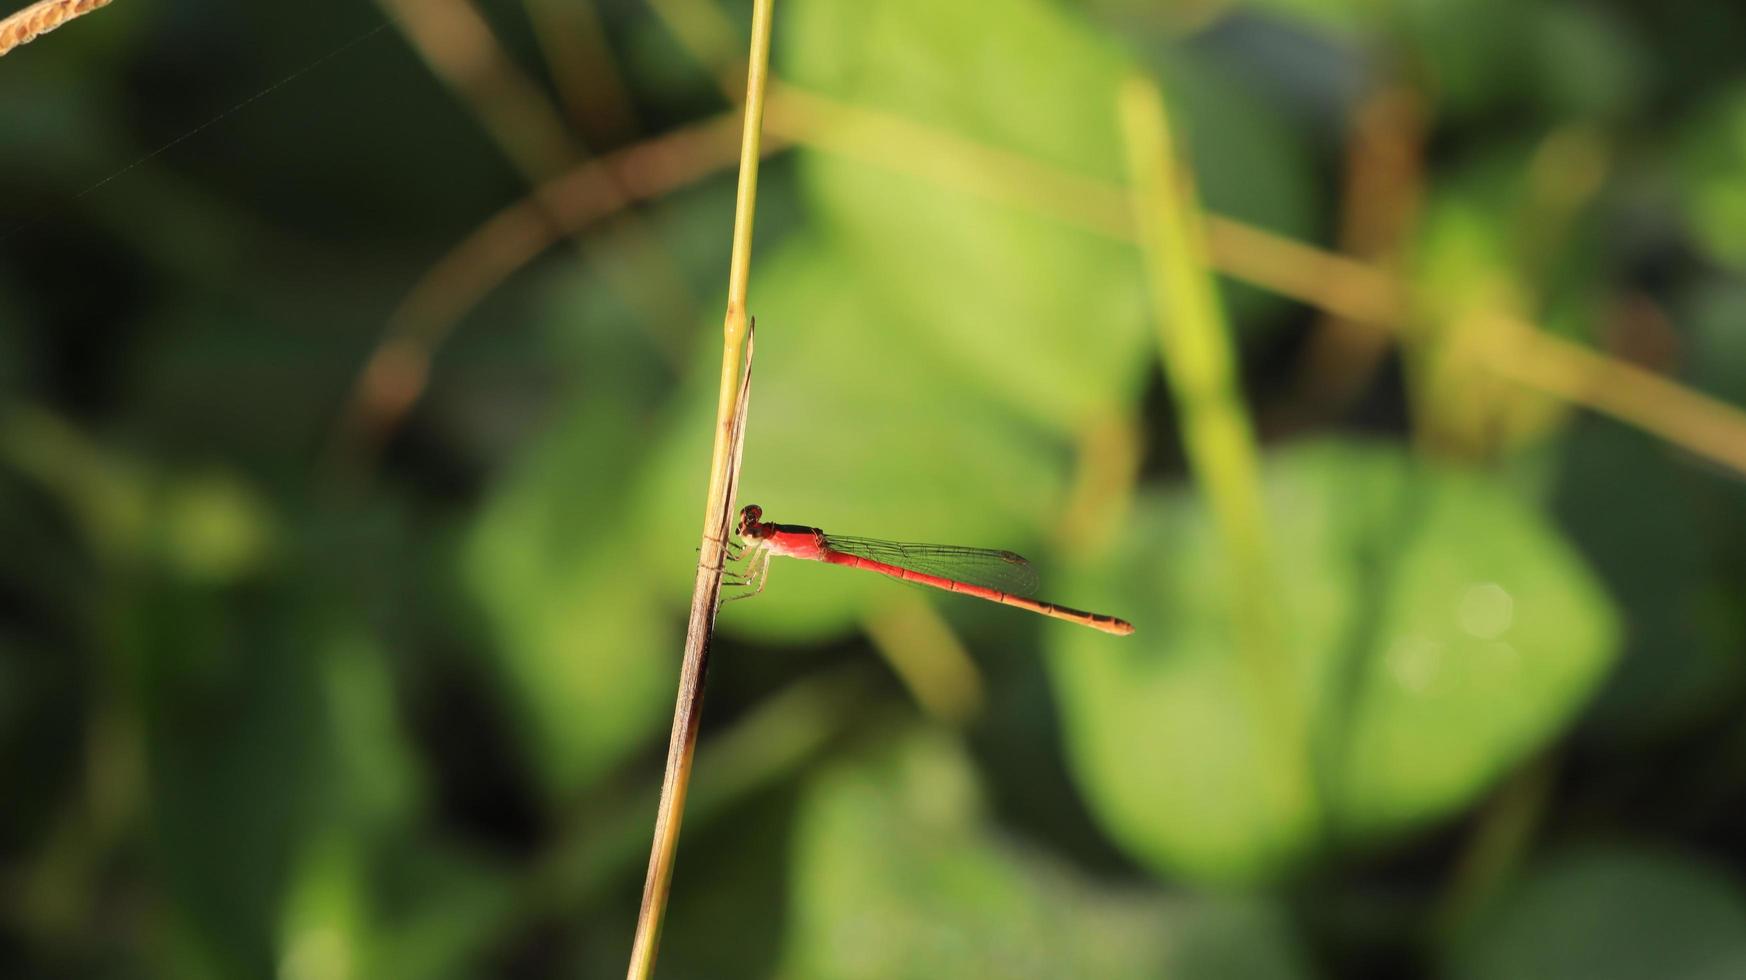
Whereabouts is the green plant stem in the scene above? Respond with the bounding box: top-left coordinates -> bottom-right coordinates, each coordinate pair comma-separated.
626,2 -> 774,977
1118,75 -> 1315,841
1433,756 -> 1553,937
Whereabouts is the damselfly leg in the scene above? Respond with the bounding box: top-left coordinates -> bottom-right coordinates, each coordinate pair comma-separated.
718,544 -> 770,605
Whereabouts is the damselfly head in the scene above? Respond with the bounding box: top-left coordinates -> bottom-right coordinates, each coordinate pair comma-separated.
736,504 -> 765,538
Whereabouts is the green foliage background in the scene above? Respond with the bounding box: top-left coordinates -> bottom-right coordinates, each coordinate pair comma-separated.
4,0 -> 1746,976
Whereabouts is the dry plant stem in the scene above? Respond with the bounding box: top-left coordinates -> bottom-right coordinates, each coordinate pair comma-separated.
1518,127 -> 1610,282
1052,409 -> 1144,560
420,668 -> 867,957
528,668 -> 869,916
0,0 -> 110,57
0,411 -> 146,945
626,325 -> 753,978
764,83 -> 1402,325
1298,84 -> 1426,411
1486,318 -> 1746,476
581,6 -> 1746,474
862,597 -> 985,724
626,1 -> 773,976
377,0 -> 699,342
520,0 -> 637,142
344,61 -> 1746,484
772,86 -> 1746,480
1433,756 -> 1553,938
1409,127 -> 1614,459
1119,76 -> 1313,837
328,109 -> 761,467
376,0 -> 579,182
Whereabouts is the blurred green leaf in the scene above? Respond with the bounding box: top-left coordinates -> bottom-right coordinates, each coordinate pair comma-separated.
158,469 -> 279,583
785,0 -> 1131,182
459,240 -> 707,798
1550,280 -> 1746,742
780,0 -> 1147,432
1049,440 -> 1618,881
0,407 -> 154,564
279,614 -> 436,978
1555,422 -> 1744,741
1680,86 -> 1746,270
1231,0 -> 1371,31
1528,4 -> 1647,121
1400,0 -> 1642,121
466,388 -> 677,796
369,844 -> 518,980
1165,898 -> 1314,980
129,577 -> 326,976
1152,52 -> 1321,287
1399,0 -> 1533,116
650,789 -> 798,980
0,288 -> 25,393
777,727 -> 1311,980
1684,278 -> 1746,401
0,61 -> 121,181
11,0 -> 1746,972
1414,135 -> 1607,333
1448,848 -> 1746,980
1408,142 -> 1611,453
279,829 -> 369,980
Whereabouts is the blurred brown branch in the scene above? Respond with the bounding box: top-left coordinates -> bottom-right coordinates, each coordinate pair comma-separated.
0,0 -> 112,57
1485,315 -> 1746,477
328,108 -> 760,469
762,83 -> 1404,326
375,0 -> 578,181
759,85 -> 1746,481
376,0 -> 699,336
334,61 -> 1746,486
1297,84 -> 1428,412
520,0 -> 639,143
339,0 -> 696,477
863,597 -> 985,724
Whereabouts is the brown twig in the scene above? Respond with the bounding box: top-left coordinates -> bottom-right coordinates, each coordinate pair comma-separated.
763,82 -> 1405,325
631,1 -> 1746,481
520,0 -> 638,143
862,596 -> 984,724
1296,84 -> 1427,411
374,0 -> 578,182
334,68 -> 1746,486
763,84 -> 1746,481
377,0 -> 701,338
326,109 -> 768,469
0,0 -> 113,57
1484,315 -> 1746,477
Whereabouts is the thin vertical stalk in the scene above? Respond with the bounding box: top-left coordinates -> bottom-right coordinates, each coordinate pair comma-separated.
1118,76 -> 1315,839
625,1 -> 774,977
1433,756 -> 1553,937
